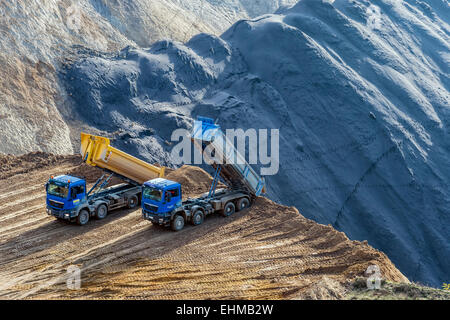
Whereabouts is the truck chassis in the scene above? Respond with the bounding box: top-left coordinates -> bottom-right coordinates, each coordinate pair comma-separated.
143,188 -> 252,231
47,183 -> 141,225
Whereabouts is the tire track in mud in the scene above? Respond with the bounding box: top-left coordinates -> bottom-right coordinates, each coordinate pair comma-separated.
0,204 -> 43,223
0,193 -> 45,213
0,183 -> 43,202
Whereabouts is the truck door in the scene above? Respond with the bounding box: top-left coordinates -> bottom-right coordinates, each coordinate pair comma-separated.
164,187 -> 181,211
69,184 -> 86,209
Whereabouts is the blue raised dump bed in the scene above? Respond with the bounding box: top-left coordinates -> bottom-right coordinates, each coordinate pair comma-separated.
191,117 -> 266,197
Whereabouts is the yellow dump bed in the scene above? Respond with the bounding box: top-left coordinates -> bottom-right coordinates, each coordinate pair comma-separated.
80,133 -> 165,185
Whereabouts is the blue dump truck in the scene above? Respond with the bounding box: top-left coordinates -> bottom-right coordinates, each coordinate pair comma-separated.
142,117 -> 266,231
46,175 -> 142,225
46,133 -> 165,225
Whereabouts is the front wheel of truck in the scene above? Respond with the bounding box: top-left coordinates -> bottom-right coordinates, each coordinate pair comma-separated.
171,215 -> 185,231
77,210 -> 90,226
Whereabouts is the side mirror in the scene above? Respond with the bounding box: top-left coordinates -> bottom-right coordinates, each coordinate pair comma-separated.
45,183 -> 49,191
165,193 -> 172,203
71,189 -> 76,200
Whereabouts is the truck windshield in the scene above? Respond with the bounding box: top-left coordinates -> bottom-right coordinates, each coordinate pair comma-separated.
143,186 -> 162,202
47,183 -> 69,198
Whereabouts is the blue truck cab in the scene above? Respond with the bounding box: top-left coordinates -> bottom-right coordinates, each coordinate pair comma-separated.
46,172 -> 143,225
141,178 -> 182,226
46,175 -> 87,221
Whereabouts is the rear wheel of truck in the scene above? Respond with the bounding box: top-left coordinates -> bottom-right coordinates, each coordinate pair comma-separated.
171,215 -> 185,231
191,210 -> 204,226
96,204 -> 108,220
237,198 -> 250,211
127,195 -> 138,209
77,210 -> 90,225
221,201 -> 235,217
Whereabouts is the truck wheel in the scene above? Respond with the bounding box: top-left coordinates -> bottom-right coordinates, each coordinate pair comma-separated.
96,204 -> 108,220
127,195 -> 138,209
191,210 -> 204,226
237,198 -> 250,211
221,202 -> 235,217
171,215 -> 185,231
77,210 -> 90,225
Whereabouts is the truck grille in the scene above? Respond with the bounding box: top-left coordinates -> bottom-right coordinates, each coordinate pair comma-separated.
144,203 -> 158,212
49,200 -> 64,209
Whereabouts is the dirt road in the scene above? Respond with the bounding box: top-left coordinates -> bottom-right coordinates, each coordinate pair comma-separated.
0,154 -> 408,299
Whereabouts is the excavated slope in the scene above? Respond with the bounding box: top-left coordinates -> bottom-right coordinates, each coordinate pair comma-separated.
0,154 -> 407,299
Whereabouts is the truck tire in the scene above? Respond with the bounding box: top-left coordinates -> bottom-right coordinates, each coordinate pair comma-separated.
191,209 -> 204,226
221,201 -> 235,217
237,198 -> 250,211
171,215 -> 185,231
127,195 -> 138,209
77,209 -> 90,225
96,204 -> 108,220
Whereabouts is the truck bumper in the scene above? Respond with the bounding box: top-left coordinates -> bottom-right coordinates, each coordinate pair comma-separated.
46,207 -> 76,220
142,210 -> 170,226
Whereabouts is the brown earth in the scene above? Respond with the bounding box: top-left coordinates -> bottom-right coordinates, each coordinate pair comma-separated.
0,153 -> 408,299
0,152 -> 79,180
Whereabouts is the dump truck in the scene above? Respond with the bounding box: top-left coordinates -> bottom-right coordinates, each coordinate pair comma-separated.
141,116 -> 265,231
45,133 -> 165,225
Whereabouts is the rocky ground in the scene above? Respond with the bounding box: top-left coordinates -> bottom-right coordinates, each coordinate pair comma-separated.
347,278 -> 450,300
